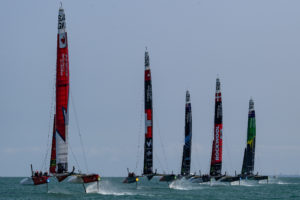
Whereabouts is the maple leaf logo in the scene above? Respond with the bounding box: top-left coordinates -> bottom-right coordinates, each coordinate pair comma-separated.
61,36 -> 65,44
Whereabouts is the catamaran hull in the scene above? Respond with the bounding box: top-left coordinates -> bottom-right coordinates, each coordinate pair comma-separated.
240,175 -> 268,181
205,175 -> 239,183
123,176 -> 138,184
253,176 -> 268,181
219,176 -> 240,183
20,177 -> 34,185
189,175 -> 211,183
81,174 -> 100,183
55,174 -> 70,182
67,174 -> 100,183
67,175 -> 83,183
159,174 -> 176,182
31,176 -> 50,185
146,174 -> 156,180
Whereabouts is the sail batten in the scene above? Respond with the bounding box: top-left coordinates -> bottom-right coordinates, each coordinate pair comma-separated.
210,78 -> 223,176
181,91 -> 192,176
52,6 -> 69,174
143,50 -> 153,175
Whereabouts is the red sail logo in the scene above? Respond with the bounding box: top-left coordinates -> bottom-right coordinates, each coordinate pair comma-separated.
61,36 -> 65,44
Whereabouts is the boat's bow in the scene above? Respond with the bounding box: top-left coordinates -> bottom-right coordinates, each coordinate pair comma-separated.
159,173 -> 177,182
123,171 -> 139,184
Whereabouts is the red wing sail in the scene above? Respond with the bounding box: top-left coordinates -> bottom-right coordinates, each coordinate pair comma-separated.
210,78 -> 223,176
55,6 -> 69,174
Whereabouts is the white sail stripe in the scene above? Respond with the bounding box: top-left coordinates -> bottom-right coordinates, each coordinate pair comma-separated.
145,113 -> 152,134
56,129 -> 68,168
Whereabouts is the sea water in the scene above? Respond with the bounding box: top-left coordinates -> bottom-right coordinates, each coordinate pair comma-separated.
1,176 -> 300,200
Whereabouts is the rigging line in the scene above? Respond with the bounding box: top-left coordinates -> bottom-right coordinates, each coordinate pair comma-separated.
153,150 -> 164,174
154,112 -> 169,173
193,143 -> 202,174
254,120 -> 260,174
135,93 -> 144,173
179,142 -> 184,174
69,143 -> 82,173
208,123 -> 214,174
224,128 -> 233,175
256,149 -> 261,174
40,69 -> 56,171
208,139 -> 213,174
70,89 -> 89,173
255,139 -> 261,174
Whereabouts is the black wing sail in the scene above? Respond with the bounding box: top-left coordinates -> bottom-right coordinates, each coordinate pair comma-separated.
241,148 -> 247,175
210,78 -> 223,177
143,50 -> 153,175
181,91 -> 192,176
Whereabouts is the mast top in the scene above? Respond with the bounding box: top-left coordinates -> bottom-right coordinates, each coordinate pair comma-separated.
216,78 -> 221,92
58,4 -> 66,33
186,90 -> 190,103
249,98 -> 255,111
145,49 -> 150,68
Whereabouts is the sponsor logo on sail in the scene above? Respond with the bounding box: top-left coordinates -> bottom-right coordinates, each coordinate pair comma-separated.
215,126 -> 220,161
146,140 -> 152,147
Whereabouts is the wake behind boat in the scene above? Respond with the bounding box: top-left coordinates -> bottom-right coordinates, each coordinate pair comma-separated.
22,4 -> 100,192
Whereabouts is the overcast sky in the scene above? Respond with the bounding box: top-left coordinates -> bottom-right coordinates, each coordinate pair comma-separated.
1,0 -> 300,177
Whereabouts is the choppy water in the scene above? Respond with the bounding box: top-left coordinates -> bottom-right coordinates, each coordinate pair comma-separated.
1,176 -> 300,200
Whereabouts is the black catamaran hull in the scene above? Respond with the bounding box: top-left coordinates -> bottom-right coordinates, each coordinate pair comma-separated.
189,175 -> 211,183
159,174 -> 177,182
123,176 -> 138,184
218,176 -> 240,183
239,174 -> 268,181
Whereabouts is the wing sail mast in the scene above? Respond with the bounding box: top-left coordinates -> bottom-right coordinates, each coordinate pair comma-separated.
181,91 -> 192,176
143,50 -> 154,177
241,99 -> 256,175
49,5 -> 70,176
210,78 -> 223,177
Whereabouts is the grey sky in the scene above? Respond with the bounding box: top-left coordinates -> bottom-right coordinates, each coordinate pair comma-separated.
1,0 -> 300,177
